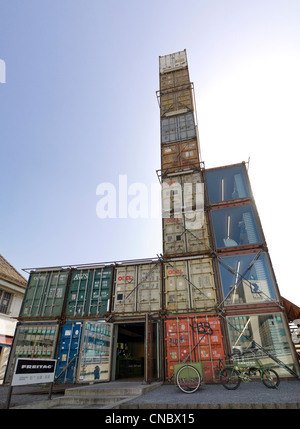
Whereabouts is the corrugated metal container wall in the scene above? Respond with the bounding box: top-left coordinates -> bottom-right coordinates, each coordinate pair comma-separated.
159,85 -> 193,117
55,321 -> 83,384
19,270 -> 70,319
55,320 -> 113,384
160,68 -> 190,91
164,314 -> 226,382
162,171 -> 203,212
161,139 -> 200,173
66,266 -> 113,317
4,322 -> 59,383
112,262 -> 162,314
161,112 -> 196,144
159,50 -> 188,74
163,212 -> 210,256
164,258 -> 217,313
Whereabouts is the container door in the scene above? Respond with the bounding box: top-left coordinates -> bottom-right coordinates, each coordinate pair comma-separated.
77,321 -> 113,383
55,322 -> 83,384
145,315 -> 161,382
113,266 -> 137,313
88,267 -> 113,316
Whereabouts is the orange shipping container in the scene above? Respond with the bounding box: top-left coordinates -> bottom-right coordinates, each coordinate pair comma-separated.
164,314 -> 226,382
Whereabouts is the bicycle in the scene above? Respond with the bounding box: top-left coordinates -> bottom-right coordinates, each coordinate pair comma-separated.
220,349 -> 280,390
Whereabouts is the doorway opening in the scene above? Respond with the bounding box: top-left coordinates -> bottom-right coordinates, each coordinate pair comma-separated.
115,322 -> 145,380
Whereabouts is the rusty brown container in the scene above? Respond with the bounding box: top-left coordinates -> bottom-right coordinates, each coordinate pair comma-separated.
161,139 -> 200,174
159,84 -> 194,117
160,68 -> 190,91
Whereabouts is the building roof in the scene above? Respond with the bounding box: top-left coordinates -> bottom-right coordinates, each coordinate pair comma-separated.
0,254 -> 27,289
282,296 -> 300,322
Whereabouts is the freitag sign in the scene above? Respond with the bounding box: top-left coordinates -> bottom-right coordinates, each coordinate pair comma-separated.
12,358 -> 57,386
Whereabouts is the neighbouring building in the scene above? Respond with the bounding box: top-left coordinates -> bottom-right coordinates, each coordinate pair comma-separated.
0,254 -> 27,383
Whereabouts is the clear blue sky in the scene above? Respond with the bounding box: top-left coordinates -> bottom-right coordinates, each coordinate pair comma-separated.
1,1 -> 300,304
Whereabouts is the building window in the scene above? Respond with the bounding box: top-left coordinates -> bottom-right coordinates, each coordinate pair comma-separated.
211,204 -> 263,249
226,313 -> 296,377
0,289 -> 12,314
205,164 -> 250,204
218,252 -> 278,305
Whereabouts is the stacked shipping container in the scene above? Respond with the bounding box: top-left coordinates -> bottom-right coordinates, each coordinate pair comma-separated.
5,265 -> 115,384
4,50 -> 299,386
204,163 -> 298,376
158,50 -> 227,382
158,50 -> 299,382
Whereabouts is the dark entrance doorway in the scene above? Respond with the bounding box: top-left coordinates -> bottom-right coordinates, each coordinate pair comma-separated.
115,322 -> 145,380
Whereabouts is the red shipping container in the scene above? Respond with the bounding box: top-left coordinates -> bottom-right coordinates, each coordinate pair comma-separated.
164,314 -> 226,382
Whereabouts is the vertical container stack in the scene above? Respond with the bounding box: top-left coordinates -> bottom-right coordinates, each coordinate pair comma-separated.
158,50 -> 226,382
158,50 -> 209,258
204,163 -> 299,377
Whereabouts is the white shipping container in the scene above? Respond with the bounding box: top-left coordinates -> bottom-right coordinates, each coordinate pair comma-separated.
164,257 -> 217,313
162,171 -> 204,215
163,211 -> 210,256
112,263 -> 162,314
159,50 -> 188,74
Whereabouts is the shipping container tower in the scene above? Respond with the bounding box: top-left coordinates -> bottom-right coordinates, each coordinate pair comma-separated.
4,51 -> 299,387
158,49 -> 299,382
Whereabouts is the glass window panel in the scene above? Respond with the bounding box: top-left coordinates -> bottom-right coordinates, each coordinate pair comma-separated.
78,321 -> 112,383
226,313 -> 297,377
205,165 -> 250,203
218,252 -> 277,305
211,204 -> 263,249
0,289 -> 12,314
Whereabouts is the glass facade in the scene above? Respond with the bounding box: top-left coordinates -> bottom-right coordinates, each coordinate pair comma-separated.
78,321 -> 113,383
227,313 -> 297,377
205,164 -> 250,204
211,204 -> 263,249
5,323 -> 58,383
218,252 -> 278,305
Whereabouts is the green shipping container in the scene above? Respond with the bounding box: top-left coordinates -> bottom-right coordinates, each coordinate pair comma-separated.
20,270 -> 70,318
66,266 -> 113,317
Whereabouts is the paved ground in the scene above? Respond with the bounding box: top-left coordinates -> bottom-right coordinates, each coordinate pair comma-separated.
122,379 -> 300,408
0,385 -> 65,409
1,379 -> 300,409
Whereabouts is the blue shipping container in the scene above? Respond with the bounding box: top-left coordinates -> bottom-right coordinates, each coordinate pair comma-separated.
55,322 -> 83,384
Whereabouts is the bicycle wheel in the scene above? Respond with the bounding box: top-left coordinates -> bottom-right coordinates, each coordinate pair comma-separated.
261,368 -> 280,389
220,367 -> 241,390
176,365 -> 201,394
